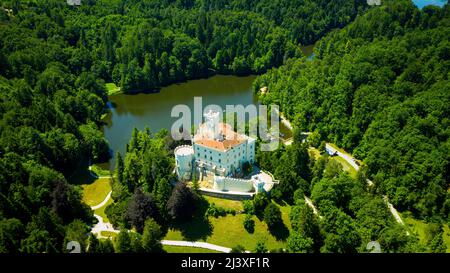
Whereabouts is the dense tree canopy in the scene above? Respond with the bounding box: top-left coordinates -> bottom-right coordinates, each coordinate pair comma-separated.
0,0 -> 448,253
254,0 -> 450,220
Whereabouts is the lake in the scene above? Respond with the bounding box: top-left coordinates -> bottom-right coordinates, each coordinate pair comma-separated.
412,0 -> 447,9
101,75 -> 291,170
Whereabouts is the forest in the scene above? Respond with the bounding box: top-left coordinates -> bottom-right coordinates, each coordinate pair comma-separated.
0,0 -> 448,253
254,0 -> 449,221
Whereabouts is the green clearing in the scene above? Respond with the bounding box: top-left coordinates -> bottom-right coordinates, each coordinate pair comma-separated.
163,245 -> 221,253
328,143 -> 363,166
404,216 -> 429,245
94,197 -> 113,223
165,198 -> 290,251
203,196 -> 244,211
403,215 -> 450,253
332,156 -> 357,178
308,145 -> 357,178
90,164 -> 113,177
105,82 -> 121,95
82,177 -> 112,207
100,231 -> 118,239
443,225 -> 450,253
308,147 -> 321,160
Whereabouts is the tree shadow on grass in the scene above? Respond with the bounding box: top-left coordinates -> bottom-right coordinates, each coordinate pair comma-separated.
67,164 -> 96,185
268,221 -> 290,241
170,197 -> 213,241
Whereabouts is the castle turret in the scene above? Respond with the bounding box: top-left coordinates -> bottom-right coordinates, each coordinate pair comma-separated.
174,145 -> 194,181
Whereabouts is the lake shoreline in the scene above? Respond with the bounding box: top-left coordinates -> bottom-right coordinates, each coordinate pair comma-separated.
106,72 -> 258,97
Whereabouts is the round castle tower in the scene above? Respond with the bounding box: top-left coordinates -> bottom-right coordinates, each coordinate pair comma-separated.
174,145 -> 194,181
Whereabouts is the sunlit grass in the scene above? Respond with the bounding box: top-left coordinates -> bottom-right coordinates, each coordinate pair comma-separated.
332,157 -> 357,178
203,196 -> 244,211
105,82 -> 121,95
403,215 -> 450,253
308,147 -> 321,160
100,231 -> 118,239
163,245 -> 221,253
82,177 -> 112,207
328,143 -> 363,166
165,200 -> 291,251
94,197 -> 113,223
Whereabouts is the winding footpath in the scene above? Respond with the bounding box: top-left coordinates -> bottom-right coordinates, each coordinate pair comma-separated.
162,240 -> 234,253
91,191 -> 112,210
89,191 -> 237,251
90,191 -> 119,239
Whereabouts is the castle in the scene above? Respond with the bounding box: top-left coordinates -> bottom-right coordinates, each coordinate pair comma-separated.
175,110 -> 276,197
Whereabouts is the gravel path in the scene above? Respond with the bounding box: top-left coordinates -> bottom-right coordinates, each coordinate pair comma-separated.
91,191 -> 112,210
161,240 -> 233,253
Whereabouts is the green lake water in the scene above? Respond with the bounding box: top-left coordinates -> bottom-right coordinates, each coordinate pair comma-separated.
101,75 -> 292,170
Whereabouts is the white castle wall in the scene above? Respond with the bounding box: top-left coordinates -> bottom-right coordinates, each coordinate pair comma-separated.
213,176 -> 254,192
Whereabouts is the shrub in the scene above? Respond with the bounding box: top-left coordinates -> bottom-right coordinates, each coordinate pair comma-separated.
242,200 -> 255,215
205,203 -> 236,218
253,192 -> 270,215
264,203 -> 282,228
230,245 -> 246,253
243,214 -> 255,233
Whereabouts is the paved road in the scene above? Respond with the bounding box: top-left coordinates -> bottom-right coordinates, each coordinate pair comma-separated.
88,192 -> 245,248
91,191 -> 112,210
90,190 -> 119,238
383,195 -> 405,226
325,144 -> 360,170
161,240 -> 234,253
91,214 -> 119,239
304,196 -> 322,219
284,128 -> 404,226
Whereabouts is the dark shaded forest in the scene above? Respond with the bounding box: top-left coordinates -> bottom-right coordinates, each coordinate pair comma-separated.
254,0 -> 449,221
0,0 -> 367,253
0,0 -> 448,253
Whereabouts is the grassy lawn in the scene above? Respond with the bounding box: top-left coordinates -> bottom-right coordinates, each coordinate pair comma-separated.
403,215 -> 450,253
328,143 -> 363,166
100,231 -> 118,239
332,157 -> 357,178
94,197 -> 113,223
165,199 -> 291,251
308,147 -> 321,160
203,196 -> 244,211
443,225 -> 450,253
163,245 -> 221,253
308,146 -> 357,178
404,216 -> 429,245
105,82 -> 121,95
90,164 -> 113,177
82,177 -> 112,207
